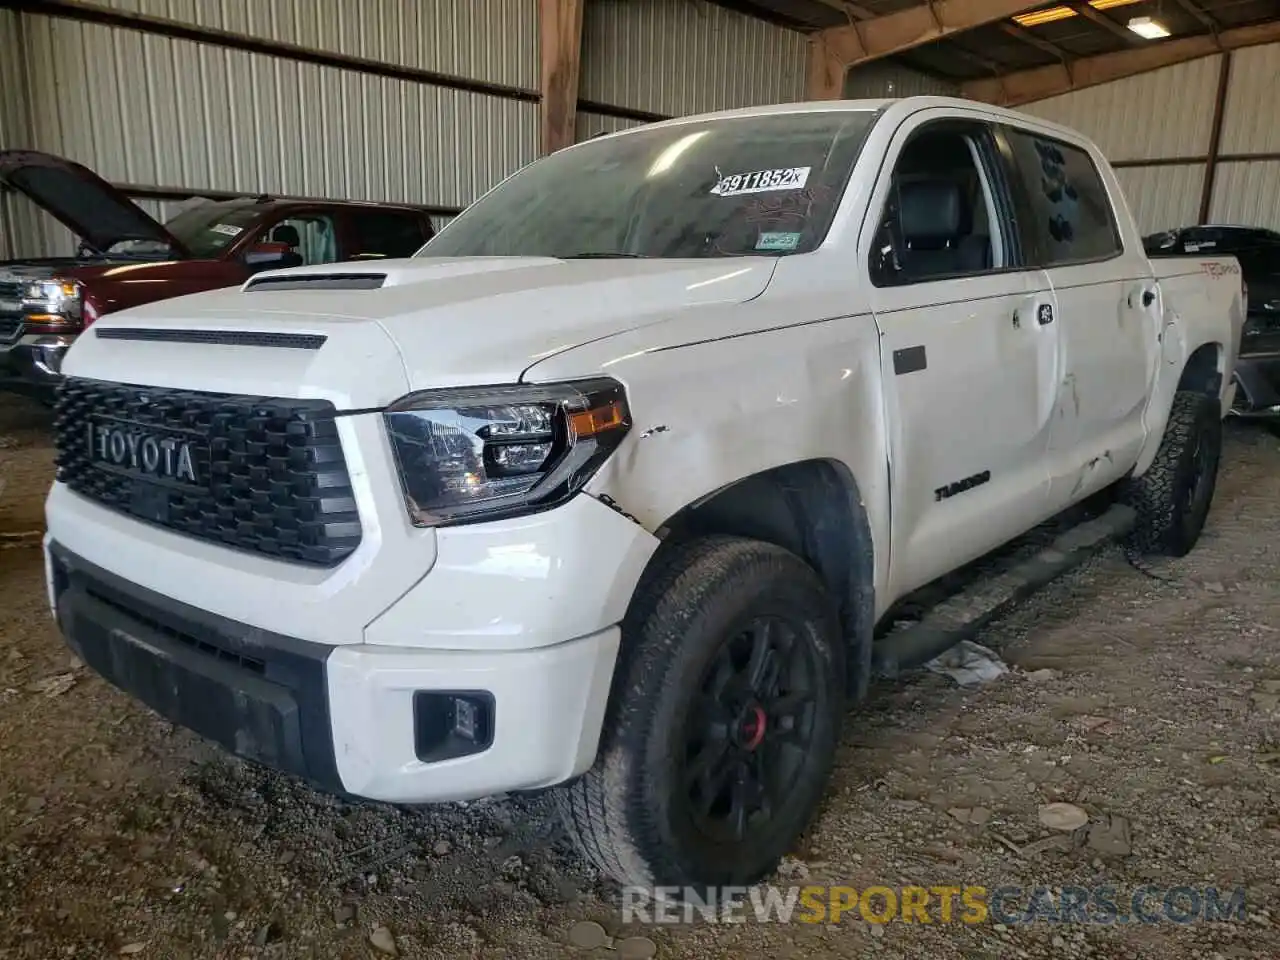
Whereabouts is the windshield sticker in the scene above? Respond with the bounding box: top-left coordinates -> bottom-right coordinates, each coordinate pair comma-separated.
711,166 -> 811,197
756,231 -> 801,251
209,223 -> 244,237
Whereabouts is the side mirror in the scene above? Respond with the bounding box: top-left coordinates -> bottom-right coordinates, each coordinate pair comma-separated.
870,218 -> 904,286
244,241 -> 290,267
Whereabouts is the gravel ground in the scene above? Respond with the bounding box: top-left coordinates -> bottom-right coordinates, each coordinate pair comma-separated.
1,393 -> 1278,960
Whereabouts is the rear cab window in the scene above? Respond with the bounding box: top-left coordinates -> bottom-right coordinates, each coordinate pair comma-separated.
1001,127 -> 1123,267
347,211 -> 433,259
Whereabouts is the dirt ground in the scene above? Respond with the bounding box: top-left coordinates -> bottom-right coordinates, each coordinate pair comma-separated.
1,392 -> 1278,960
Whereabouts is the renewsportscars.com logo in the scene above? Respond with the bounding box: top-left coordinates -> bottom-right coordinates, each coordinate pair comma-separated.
621,884 -> 1247,926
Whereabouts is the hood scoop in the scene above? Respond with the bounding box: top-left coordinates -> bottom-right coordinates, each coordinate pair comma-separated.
245,273 -> 387,292
95,327 -> 326,349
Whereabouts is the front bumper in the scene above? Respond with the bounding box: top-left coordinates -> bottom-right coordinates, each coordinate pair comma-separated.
0,334 -> 71,399
1230,349 -> 1280,418
49,540 -> 624,802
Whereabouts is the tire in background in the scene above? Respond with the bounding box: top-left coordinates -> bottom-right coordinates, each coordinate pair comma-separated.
1123,389 -> 1223,557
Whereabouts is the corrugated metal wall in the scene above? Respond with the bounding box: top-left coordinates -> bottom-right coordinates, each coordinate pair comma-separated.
65,0 -> 539,88
845,60 -> 958,99
0,8 -> 30,261
579,0 -> 807,120
1212,42 -> 1280,225
2,0 -> 814,258
1017,45 -> 1280,233
575,111 -> 648,143
1113,165 -> 1206,235
5,6 -> 539,258
1020,57 -> 1220,164
24,16 -> 537,208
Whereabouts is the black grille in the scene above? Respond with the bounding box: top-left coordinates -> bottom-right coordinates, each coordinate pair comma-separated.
53,378 -> 363,566
95,327 -> 327,349
0,280 -> 21,344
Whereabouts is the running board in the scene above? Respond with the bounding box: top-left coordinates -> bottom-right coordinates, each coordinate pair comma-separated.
872,504 -> 1137,678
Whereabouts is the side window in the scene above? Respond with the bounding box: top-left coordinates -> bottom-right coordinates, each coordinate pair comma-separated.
870,123 -> 1007,286
266,215 -> 339,267
349,211 -> 431,259
1005,130 -> 1121,266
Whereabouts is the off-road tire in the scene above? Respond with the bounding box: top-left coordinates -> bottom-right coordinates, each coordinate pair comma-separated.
555,535 -> 844,892
1122,389 -> 1222,557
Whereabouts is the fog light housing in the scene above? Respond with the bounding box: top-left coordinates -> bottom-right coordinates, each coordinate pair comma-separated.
413,691 -> 495,762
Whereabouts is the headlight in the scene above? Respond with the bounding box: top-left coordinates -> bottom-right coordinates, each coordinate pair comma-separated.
22,279 -> 82,324
384,378 -> 630,526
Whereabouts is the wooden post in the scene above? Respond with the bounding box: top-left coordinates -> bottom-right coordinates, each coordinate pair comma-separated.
539,0 -> 585,155
1198,51 -> 1232,225
806,35 -> 846,100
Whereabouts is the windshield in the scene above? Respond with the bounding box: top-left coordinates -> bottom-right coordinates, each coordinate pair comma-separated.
421,110 -> 878,260
161,203 -> 264,258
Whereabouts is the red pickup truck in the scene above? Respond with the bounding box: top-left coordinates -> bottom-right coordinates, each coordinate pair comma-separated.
0,150 -> 435,401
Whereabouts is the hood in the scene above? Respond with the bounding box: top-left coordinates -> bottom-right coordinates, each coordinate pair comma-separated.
0,150 -> 189,257
107,256 -> 778,396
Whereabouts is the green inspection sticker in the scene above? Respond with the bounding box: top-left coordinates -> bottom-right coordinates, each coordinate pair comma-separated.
756,231 -> 801,251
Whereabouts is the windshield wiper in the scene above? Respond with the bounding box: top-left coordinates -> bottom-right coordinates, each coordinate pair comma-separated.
558,252 -> 655,259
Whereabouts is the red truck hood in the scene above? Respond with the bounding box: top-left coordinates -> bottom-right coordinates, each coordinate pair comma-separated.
0,150 -> 190,257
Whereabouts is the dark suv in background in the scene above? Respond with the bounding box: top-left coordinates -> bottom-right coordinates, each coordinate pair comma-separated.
1144,224 -> 1280,424
0,150 -> 435,401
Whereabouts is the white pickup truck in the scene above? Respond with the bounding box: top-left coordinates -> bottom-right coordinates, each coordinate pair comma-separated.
45,97 -> 1242,891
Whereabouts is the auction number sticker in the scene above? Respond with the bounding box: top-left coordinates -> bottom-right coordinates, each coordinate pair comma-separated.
710,166 -> 810,197
209,223 -> 243,237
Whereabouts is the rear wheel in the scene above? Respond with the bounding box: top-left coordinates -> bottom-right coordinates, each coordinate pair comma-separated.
556,536 -> 844,892
1123,390 -> 1222,557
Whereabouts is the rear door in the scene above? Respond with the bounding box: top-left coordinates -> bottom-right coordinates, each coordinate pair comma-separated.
865,111 -> 1060,598
998,125 -> 1156,507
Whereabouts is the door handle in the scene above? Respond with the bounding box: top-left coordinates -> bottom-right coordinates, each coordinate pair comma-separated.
1013,302 -> 1055,328
1129,286 -> 1157,309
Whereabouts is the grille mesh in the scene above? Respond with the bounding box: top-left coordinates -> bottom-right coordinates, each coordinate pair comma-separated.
54,378 -> 362,566
0,281 -> 22,344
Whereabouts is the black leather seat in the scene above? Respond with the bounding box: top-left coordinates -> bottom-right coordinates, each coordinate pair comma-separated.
270,224 -> 305,268
896,179 -> 990,280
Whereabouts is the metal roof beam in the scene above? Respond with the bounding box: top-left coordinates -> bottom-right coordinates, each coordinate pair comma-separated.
816,0 -> 1046,68
1170,0 -> 1217,30
998,21 -> 1071,59
1070,3 -> 1142,44
962,18 -> 1280,105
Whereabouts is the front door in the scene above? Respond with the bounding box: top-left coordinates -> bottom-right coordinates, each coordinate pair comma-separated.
864,112 -> 1061,600
999,127 -> 1155,507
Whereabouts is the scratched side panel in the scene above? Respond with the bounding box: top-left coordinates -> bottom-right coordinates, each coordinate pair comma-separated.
525,278 -> 892,617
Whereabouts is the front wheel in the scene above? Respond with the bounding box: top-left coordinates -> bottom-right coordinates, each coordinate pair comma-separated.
556,536 -> 845,892
1122,389 -> 1223,557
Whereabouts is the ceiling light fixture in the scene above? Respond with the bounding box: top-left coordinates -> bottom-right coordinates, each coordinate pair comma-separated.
1013,6 -> 1076,26
1013,0 -> 1154,28
1127,16 -> 1171,38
